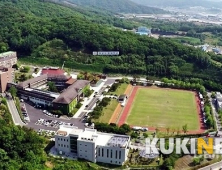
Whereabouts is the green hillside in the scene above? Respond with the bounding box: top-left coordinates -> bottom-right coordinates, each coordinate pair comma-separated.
0,0 -> 222,90
64,0 -> 166,14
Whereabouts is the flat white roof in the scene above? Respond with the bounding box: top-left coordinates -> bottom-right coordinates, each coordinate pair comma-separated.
55,127 -> 130,147
56,125 -> 83,136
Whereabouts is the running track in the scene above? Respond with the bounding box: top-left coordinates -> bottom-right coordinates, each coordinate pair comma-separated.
118,86 -> 206,134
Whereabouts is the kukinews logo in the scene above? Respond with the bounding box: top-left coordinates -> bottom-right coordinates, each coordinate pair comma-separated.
145,138 -> 222,155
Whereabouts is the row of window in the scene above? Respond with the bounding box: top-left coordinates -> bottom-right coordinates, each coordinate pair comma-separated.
58,144 -> 69,148
58,138 -> 69,142
98,148 -> 121,159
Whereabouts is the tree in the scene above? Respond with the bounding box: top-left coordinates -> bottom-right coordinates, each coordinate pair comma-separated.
166,127 -> 170,135
9,86 -> 17,98
20,66 -> 30,73
182,124 -> 188,134
47,81 -> 58,92
155,127 -> 159,134
143,133 -> 148,138
211,92 -> 216,98
192,157 -> 200,165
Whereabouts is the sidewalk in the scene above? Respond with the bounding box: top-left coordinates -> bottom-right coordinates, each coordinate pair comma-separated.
73,81 -> 106,118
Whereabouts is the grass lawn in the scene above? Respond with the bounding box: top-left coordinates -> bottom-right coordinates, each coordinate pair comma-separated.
126,88 -> 199,130
108,83 -> 128,95
96,83 -> 129,123
96,100 -> 119,123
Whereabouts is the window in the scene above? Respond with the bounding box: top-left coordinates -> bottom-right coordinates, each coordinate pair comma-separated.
107,149 -> 109,158
102,148 -> 104,157
111,150 -> 112,158
64,139 -> 65,141
119,151 -> 121,159
61,144 -> 63,147
58,144 -> 60,146
98,148 -> 100,156
67,139 -> 68,142
116,150 -> 118,159
67,145 -> 69,148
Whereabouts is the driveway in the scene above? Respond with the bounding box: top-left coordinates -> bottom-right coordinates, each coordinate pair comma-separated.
6,97 -> 26,126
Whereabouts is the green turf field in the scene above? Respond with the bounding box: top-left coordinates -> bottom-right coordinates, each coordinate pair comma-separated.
126,88 -> 199,130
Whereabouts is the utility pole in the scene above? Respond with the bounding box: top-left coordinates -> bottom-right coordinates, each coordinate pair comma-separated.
62,61 -> 65,70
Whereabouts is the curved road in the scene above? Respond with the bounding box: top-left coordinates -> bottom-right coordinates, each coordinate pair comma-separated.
6,97 -> 26,126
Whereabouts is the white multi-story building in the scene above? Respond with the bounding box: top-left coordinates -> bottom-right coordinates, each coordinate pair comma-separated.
55,126 -> 130,165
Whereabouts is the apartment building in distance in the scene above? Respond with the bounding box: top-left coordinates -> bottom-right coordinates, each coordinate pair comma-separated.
55,126 -> 130,165
0,51 -> 17,68
0,67 -> 14,93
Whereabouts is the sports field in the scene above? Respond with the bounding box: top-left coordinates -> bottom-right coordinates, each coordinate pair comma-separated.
126,87 -> 199,130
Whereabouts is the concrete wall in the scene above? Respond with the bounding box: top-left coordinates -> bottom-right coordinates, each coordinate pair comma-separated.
77,140 -> 96,162
96,146 -> 127,165
0,68 -> 14,93
55,135 -> 70,153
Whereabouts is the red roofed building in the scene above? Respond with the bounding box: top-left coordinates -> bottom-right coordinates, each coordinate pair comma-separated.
41,67 -> 65,76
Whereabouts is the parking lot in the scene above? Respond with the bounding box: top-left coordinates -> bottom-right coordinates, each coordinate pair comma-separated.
25,103 -> 85,131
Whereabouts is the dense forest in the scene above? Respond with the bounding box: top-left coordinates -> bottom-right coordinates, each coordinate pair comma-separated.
1,0 -> 222,90
60,0 -> 166,14
0,96 -> 99,169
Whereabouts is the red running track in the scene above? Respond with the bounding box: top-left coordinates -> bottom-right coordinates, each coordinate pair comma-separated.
118,86 -> 138,126
118,87 -> 206,134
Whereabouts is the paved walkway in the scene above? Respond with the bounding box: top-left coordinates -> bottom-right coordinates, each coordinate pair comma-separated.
73,81 -> 106,118
6,97 -> 25,126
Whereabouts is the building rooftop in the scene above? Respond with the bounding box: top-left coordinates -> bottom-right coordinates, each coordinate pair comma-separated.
0,51 -> 16,58
53,80 -> 90,104
119,94 -> 126,100
41,67 -> 65,76
18,74 -> 48,88
25,88 -> 60,98
55,127 -> 130,148
56,125 -> 83,137
65,77 -> 76,85
78,129 -> 130,147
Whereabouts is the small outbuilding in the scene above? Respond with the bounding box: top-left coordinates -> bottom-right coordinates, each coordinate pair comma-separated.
118,94 -> 127,103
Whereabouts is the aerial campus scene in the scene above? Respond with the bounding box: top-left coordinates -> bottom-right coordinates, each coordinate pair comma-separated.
2,0 -> 222,170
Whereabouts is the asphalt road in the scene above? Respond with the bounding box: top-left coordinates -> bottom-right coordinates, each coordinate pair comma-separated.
6,97 -> 25,126
207,92 -> 221,131
86,86 -> 107,110
198,161 -> 222,170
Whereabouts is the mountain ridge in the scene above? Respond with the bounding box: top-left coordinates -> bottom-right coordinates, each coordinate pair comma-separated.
131,0 -> 222,8
63,0 -> 167,14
